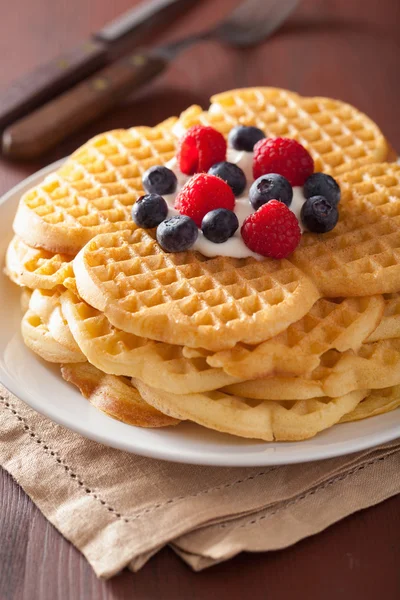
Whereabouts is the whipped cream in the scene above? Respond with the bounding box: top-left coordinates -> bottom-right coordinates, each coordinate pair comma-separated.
164,149 -> 307,260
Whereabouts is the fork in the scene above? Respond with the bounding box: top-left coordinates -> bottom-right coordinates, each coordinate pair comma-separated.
3,0 -> 299,159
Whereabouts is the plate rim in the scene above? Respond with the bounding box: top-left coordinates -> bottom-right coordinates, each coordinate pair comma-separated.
0,161 -> 399,467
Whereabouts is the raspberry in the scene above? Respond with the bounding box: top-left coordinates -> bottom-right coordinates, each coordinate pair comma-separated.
253,137 -> 314,186
241,200 -> 301,259
175,173 -> 235,227
177,125 -> 227,175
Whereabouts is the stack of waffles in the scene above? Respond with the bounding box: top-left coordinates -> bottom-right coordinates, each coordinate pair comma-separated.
5,87 -> 400,441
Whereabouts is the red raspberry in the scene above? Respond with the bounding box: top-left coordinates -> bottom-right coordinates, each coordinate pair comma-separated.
241,200 -> 301,259
177,125 -> 227,175
175,173 -> 235,227
253,137 -> 314,186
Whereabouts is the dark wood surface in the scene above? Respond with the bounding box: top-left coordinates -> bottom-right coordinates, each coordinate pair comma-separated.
1,0 -> 400,597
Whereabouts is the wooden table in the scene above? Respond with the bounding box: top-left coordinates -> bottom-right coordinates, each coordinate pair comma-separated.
1,0 -> 400,597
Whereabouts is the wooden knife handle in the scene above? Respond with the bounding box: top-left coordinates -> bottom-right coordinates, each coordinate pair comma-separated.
0,41 -> 107,130
2,52 -> 168,160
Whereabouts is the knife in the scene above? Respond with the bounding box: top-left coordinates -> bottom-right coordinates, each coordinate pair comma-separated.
0,0 -> 198,131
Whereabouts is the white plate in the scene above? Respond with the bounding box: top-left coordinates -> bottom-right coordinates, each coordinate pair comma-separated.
1,162 -> 399,467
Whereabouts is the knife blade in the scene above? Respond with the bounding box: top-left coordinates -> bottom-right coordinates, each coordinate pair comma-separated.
0,0 -> 198,131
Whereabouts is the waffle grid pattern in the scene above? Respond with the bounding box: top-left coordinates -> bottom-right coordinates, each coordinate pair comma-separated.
76,229 -> 319,350
5,236 -> 73,289
208,296 -> 384,378
177,88 -> 388,174
224,339 -> 400,401
338,162 -> 400,215
60,291 -> 240,394
14,121 -> 177,252
291,209 -> 400,297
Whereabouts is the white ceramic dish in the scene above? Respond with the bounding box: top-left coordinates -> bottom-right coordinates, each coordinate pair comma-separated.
1,161 -> 399,466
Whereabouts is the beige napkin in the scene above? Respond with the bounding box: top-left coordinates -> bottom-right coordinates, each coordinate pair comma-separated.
1,383 -> 399,578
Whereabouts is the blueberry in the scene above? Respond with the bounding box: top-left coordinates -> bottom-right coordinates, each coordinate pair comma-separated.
132,194 -> 168,229
142,165 -> 177,195
156,215 -> 198,252
201,209 -> 239,243
303,173 -> 340,205
301,196 -> 339,233
228,125 -> 265,152
208,161 -> 246,196
249,174 -> 293,210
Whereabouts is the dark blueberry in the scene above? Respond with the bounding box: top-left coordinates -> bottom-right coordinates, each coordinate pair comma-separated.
303,172 -> 341,205
249,174 -> 293,210
132,194 -> 168,229
142,165 -> 177,195
228,125 -> 266,152
301,195 -> 339,233
156,215 -> 198,252
208,161 -> 246,196
201,209 -> 239,244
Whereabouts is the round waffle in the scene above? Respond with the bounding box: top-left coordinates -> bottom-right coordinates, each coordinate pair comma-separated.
207,296 -> 384,379
5,235 -> 73,290
73,228 -> 320,351
133,377 -> 368,442
176,88 -> 390,175
21,288 -> 85,363
60,290 -> 240,394
224,339 -> 400,400
13,119 -> 178,255
61,362 -> 179,428
12,88 -> 391,256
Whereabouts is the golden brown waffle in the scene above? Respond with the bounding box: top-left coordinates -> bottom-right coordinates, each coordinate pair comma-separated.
60,291 -> 239,393
21,311 -> 84,363
133,377 -> 368,441
290,208 -> 400,297
176,88 -> 390,175
288,163 -> 400,297
73,228 -> 320,351
61,363 -> 179,428
5,236 -> 73,289
73,198 -> 400,350
224,339 -> 400,400
338,162 -> 400,217
367,294 -> 400,342
339,385 -> 400,423
21,288 -> 85,363
13,119 -> 178,254
207,296 -> 384,379
13,89 -> 390,256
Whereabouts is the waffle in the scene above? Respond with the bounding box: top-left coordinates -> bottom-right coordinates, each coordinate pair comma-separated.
21,288 -> 85,363
224,339 -> 400,400
30,288 -> 84,356
338,162 -> 400,217
73,192 -> 400,350
339,385 -> 400,423
290,206 -> 400,297
13,88 -> 390,256
21,310 -> 84,363
13,119 -> 178,255
61,362 -> 179,428
73,228 -> 320,351
207,296 -> 384,379
5,236 -> 73,289
133,377 -> 368,441
176,88 -> 390,175
60,290 -> 239,393
367,294 -> 400,342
